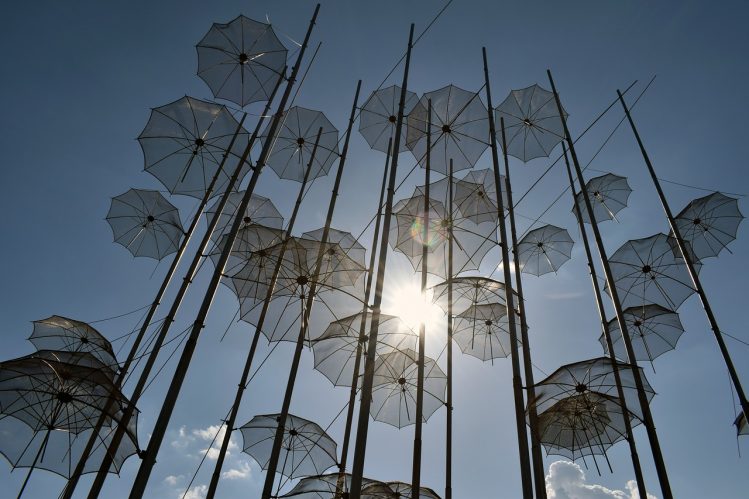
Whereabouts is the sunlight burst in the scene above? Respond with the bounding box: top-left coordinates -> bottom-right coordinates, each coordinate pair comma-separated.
386,281 -> 443,332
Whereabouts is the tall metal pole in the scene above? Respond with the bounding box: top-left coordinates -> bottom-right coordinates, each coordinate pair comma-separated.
260,82 -> 362,499
547,69 -> 673,499
349,24 -> 415,498
561,145 -> 648,498
483,47 -> 533,499
445,160 -> 454,499
617,90 -> 749,421
411,100 -> 431,498
499,122 -> 547,499
127,7 -> 321,497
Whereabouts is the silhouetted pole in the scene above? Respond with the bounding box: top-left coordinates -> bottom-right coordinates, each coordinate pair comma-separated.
445,159 -> 454,499
561,145 -> 648,498
617,89 -> 749,422
350,24 -> 415,498
126,7 -> 321,497
483,47 -> 533,499
499,121 -> 547,499
548,69 -> 673,499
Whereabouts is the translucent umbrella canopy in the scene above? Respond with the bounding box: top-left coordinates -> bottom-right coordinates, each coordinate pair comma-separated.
600,304 -> 685,364
106,188 -> 184,260
28,316 -> 118,373
383,482 -> 442,499
370,348 -> 447,429
206,191 -> 284,243
495,84 -> 567,162
516,224 -> 574,276
736,413 -> 748,437
312,312 -> 417,387
138,96 -> 250,199
359,85 -> 419,153
675,191 -> 743,260
533,356 -> 654,421
209,223 -> 285,282
406,84 -> 489,175
536,392 -> 631,462
196,15 -> 287,107
278,473 -> 391,498
453,303 -> 518,362
261,106 -> 340,182
432,277 -> 518,315
573,173 -> 632,224
239,413 -> 337,480
606,233 -> 700,310
452,168 -> 505,225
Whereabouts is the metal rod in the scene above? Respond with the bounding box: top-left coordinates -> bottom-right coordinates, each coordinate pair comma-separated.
16,430 -> 51,499
561,145 -> 648,498
547,69 -> 673,499
483,46 -> 533,499
349,23 -> 415,498
617,89 -> 749,421
445,159 -> 454,499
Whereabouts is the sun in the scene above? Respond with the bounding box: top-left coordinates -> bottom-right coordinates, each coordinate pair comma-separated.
385,280 -> 444,332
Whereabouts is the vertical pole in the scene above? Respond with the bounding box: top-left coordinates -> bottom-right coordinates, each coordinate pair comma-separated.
617,90 -> 749,421
445,160 -> 454,499
127,7 -> 321,497
500,121 -> 547,499
411,100 -> 431,498
547,69 -> 673,499
16,430 -> 51,499
561,146 -> 648,498
483,47 -> 533,499
349,24 -> 415,498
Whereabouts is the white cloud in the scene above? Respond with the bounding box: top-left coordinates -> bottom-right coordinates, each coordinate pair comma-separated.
164,474 -> 183,486
182,484 -> 208,499
221,460 -> 252,480
171,425 -> 193,449
193,424 -> 238,461
546,461 -> 658,499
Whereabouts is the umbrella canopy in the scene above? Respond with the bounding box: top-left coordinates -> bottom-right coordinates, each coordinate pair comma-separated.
573,173 -> 632,224
495,84 -> 567,162
674,191 -> 743,260
406,84 -> 489,175
206,191 -> 284,243
359,85 -> 419,153
382,481 -> 442,499
28,316 -> 118,373
432,277 -> 517,315
196,15 -> 287,107
516,224 -> 574,276
138,96 -> 250,199
209,223 -> 285,285
370,348 -> 447,429
278,473 -> 391,498
261,106 -> 340,182
106,188 -> 183,260
452,168 -> 505,225
239,413 -> 337,480
453,303 -> 518,362
736,413 -> 748,437
600,304 -> 685,364
606,233 -> 699,310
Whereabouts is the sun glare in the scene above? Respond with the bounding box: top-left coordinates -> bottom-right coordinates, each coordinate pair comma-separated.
386,281 -> 443,332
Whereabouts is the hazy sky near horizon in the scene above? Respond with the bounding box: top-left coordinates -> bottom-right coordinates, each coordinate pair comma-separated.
1,1 -> 749,498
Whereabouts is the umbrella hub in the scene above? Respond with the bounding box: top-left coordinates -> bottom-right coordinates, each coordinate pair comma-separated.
327,248 -> 336,257
296,137 -> 305,146
243,216 -> 252,224
693,217 -> 702,225
522,118 -> 533,127
441,124 -> 451,134
477,189 -> 485,198
633,319 -> 642,327
288,428 -> 298,437
536,242 -> 544,248
257,249 -> 267,258
484,319 -> 493,327
80,336 -> 89,344
575,383 -> 587,393
398,377 -> 407,385
238,52 -> 249,64
388,115 -> 397,123
593,190 -> 601,198
194,138 -> 205,148
296,276 -> 309,286
56,391 -> 74,404
641,264 -> 652,274
146,215 -> 155,223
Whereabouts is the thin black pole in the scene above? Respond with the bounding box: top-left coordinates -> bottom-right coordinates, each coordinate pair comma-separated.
127,7 -> 321,497
561,145 -> 648,498
617,90 -> 749,421
483,47 -> 533,499
349,24 -> 415,499
548,69 -> 673,499
411,100 -> 431,498
445,159 -> 454,499
16,430 -> 51,499
500,121 -> 547,499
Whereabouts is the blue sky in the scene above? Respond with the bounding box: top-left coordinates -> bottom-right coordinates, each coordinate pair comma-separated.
1,1 -> 748,497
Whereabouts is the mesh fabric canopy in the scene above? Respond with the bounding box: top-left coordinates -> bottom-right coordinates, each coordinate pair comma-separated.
495,84 -> 567,162
206,191 -> 284,243
383,482 -> 442,499
28,316 -> 118,373
573,173 -> 632,224
453,303 -> 518,362
452,168 -> 505,225
675,191 -> 743,260
106,188 -> 183,260
261,106 -> 340,182
196,15 -> 287,107
406,84 -> 489,175
138,96 -> 250,199
432,277 -> 517,315
516,224 -> 574,276
600,304 -> 684,364
239,413 -> 337,479
209,223 -> 285,283
278,473 -> 391,498
359,85 -> 419,153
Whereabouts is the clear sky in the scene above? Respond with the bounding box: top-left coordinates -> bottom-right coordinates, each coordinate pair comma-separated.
1,1 -> 748,498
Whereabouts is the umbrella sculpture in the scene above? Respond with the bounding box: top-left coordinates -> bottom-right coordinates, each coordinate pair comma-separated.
405,84 -> 489,175
370,348 -> 447,429
432,276 -> 518,315
278,473 -> 394,498
137,95 -> 250,199
206,190 -> 284,243
106,188 -> 184,261
599,304 -> 685,366
452,303 -> 518,362
494,83 -> 567,162
196,14 -> 288,107
312,312 -> 417,387
573,173 -> 633,224
209,222 -> 286,287
606,233 -> 700,310
516,224 -> 574,276
452,168 -> 505,225
384,481 -> 442,499
674,191 -> 743,261
359,85 -> 419,154
736,413 -> 748,437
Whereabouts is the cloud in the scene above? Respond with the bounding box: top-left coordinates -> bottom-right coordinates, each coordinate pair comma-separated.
192,424 -> 238,461
221,461 -> 252,480
164,474 -> 183,486
182,484 -> 208,499
546,461 -> 658,499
